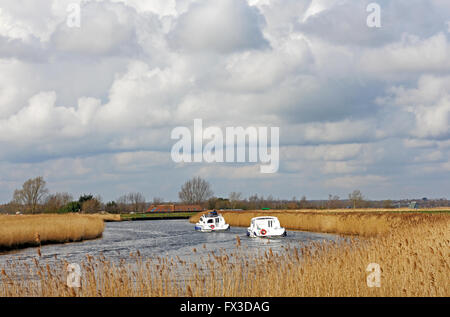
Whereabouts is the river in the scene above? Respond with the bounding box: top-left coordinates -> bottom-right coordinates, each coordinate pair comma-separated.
0,219 -> 339,268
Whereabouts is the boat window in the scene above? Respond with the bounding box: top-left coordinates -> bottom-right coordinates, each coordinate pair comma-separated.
215,218 -> 219,223
208,219 -> 213,224
268,220 -> 273,228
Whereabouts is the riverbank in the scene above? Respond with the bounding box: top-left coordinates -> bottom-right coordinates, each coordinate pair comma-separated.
0,214 -> 105,251
189,209 -> 450,236
121,212 -> 199,221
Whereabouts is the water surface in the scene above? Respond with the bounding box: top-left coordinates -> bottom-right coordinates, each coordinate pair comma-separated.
0,220 -> 339,267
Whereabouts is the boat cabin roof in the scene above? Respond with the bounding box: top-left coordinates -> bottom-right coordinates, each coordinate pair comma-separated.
252,216 -> 279,221
202,213 -> 221,218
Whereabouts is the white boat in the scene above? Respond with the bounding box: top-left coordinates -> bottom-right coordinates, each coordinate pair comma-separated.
247,216 -> 287,238
195,211 -> 230,232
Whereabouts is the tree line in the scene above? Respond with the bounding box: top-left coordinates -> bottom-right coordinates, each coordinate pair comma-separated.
1,177 -> 148,214
1,176 -> 449,215
2,176 -> 214,214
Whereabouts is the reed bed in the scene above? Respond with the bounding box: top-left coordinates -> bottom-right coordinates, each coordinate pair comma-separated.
0,213 -> 448,297
89,213 -> 121,222
0,214 -> 105,251
189,210 -> 442,236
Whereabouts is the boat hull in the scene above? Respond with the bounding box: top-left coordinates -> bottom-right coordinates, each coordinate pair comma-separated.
195,224 -> 230,232
246,228 -> 287,238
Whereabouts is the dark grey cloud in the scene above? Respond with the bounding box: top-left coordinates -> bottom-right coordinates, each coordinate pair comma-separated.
276,77 -> 383,124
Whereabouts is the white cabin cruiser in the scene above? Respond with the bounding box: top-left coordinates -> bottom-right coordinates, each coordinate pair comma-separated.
247,216 -> 287,238
195,211 -> 230,232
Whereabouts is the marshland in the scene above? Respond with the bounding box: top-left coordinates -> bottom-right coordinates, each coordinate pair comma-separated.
0,210 -> 448,297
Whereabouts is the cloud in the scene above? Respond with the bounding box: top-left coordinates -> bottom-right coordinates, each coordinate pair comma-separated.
283,144 -> 363,161
197,164 -> 274,180
51,2 -> 140,56
298,0 -> 450,47
112,0 -> 180,17
0,35 -> 46,62
321,161 -> 363,174
360,33 -> 450,77
302,0 -> 337,22
283,120 -> 378,145
0,0 -> 449,202
96,60 -> 190,129
299,1 -> 391,47
0,0 -> 56,41
324,175 -> 388,189
378,75 -> 450,139
168,0 -> 269,53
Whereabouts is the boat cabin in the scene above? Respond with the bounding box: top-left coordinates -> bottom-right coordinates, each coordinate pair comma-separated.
251,217 -> 281,229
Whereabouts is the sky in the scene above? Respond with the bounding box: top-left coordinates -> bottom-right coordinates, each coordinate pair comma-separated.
0,0 -> 449,203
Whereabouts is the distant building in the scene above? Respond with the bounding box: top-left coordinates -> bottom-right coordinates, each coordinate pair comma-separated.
409,201 -> 419,209
146,204 -> 204,213
147,204 -> 174,212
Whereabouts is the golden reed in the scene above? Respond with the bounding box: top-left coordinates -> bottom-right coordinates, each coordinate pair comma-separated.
189,209 -> 447,236
0,214 -> 105,251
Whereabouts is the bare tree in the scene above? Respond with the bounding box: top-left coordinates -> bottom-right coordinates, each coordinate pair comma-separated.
128,192 -> 146,213
152,197 -> 164,205
81,198 -> 102,214
3,201 -> 20,214
299,196 -> 308,209
382,199 -> 394,209
349,190 -> 364,209
229,192 -> 242,209
44,192 -> 73,213
327,194 -> 341,209
179,177 -> 213,205
116,193 -> 146,213
13,177 -> 49,213
116,194 -> 129,213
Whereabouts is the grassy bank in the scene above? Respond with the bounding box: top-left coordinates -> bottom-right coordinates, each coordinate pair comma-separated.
189,209 -> 449,236
92,213 -> 121,222
0,212 -> 448,296
121,212 -> 199,221
0,214 -> 105,251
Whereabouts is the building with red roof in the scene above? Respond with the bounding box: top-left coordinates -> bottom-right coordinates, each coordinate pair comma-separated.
146,204 -> 204,213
